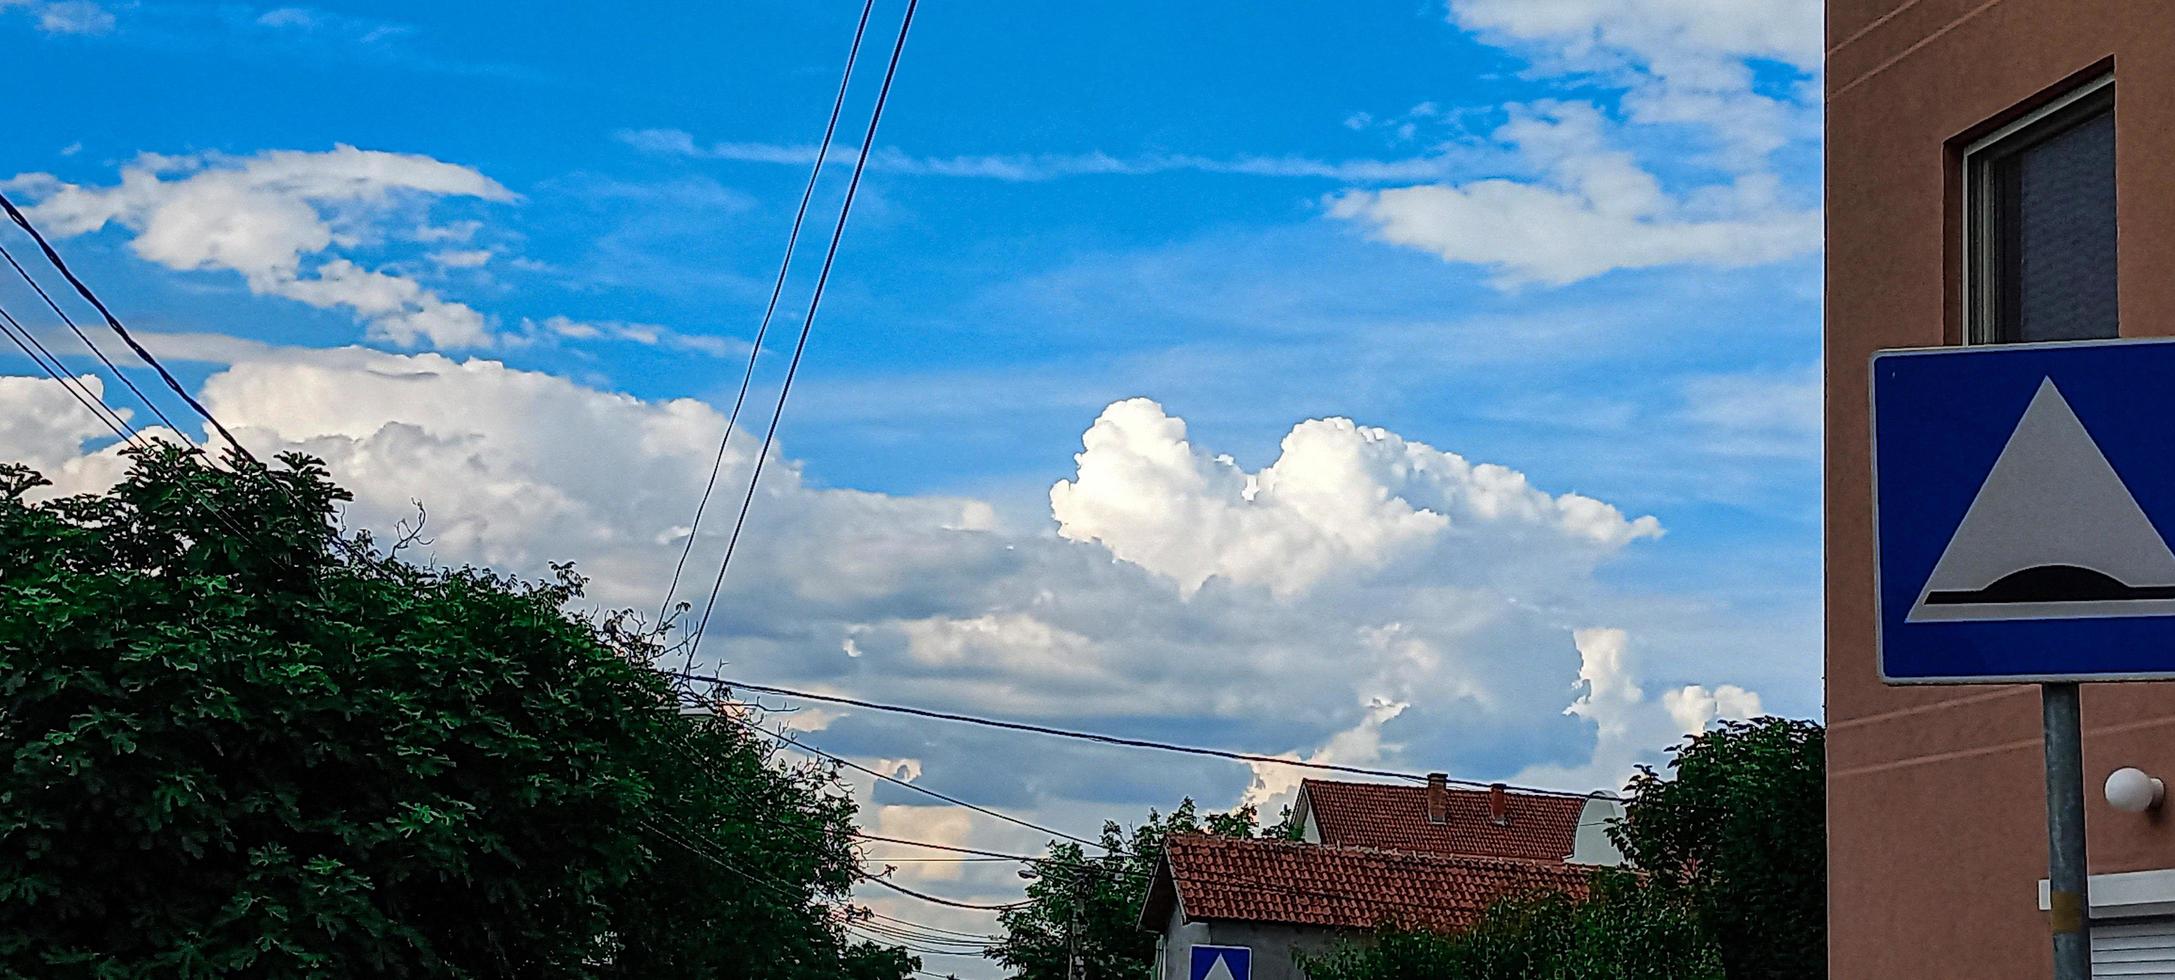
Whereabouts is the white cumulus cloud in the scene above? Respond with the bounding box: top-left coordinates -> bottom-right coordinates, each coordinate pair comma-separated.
1515,628 -> 1765,792
11,146 -> 514,348
0,348 -> 1754,845
1051,396 -> 1659,597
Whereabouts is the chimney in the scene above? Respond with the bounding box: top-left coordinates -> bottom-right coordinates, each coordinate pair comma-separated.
1489,782 -> 1509,826
1426,772 -> 1448,825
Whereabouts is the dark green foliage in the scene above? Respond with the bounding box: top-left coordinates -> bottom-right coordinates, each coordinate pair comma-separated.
1299,716 -> 1824,980
989,799 -> 1259,980
1612,717 -> 1825,980
0,445 -> 915,979
1300,871 -> 1722,980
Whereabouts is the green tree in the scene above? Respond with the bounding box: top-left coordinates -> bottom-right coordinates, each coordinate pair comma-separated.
1612,717 -> 1825,980
1298,716 -> 1823,980
1301,871 -> 1721,980
988,799 -> 1259,980
0,445 -> 915,979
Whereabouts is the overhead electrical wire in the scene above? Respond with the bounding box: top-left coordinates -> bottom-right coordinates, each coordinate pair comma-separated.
660,0 -> 881,630
859,912 -> 1000,943
641,810 -> 1004,955
674,672 -> 1608,801
0,302 -> 143,447
675,706 -> 1587,938
0,190 -> 253,460
719,710 -> 1115,854
0,196 -> 394,570
0,299 -> 280,557
679,0 -> 921,676
0,241 -> 187,437
862,875 -> 1030,912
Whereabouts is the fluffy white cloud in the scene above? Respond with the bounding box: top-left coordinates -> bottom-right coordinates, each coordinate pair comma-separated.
0,349 -> 1763,884
1051,396 -> 1659,597
11,146 -> 513,348
1331,103 -> 1818,287
0,374 -> 150,493
1450,0 -> 1819,163
1664,682 -> 1765,734
1239,698 -> 1409,814
1450,0 -> 1820,77
0,347 -> 1770,964
1514,628 -> 1764,791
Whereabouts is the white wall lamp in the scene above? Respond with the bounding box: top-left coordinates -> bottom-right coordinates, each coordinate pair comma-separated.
2105,767 -> 2166,814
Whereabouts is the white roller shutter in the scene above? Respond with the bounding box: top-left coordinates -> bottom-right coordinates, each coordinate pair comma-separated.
2094,919 -> 2175,978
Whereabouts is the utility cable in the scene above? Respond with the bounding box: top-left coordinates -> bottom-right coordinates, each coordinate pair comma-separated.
661,717 -> 1583,938
643,811 -> 1003,955
675,700 -> 1594,926
0,241 -> 187,436
0,190 -> 252,460
862,875 -> 1030,911
680,0 -> 920,675
0,190 -> 383,570
0,303 -> 144,447
721,710 -> 1113,854
660,0 -> 881,631
673,672 -> 1608,801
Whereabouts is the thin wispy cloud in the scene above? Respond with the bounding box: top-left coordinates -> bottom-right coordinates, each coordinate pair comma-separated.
615,127 -> 1474,184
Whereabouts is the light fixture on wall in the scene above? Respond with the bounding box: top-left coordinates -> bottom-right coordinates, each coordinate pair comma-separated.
2105,767 -> 2165,813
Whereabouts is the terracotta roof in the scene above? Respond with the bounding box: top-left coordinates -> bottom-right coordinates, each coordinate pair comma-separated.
1142,835 -> 1593,933
1297,778 -> 1587,862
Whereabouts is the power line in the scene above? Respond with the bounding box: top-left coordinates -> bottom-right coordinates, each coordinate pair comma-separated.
643,808 -> 1004,956
863,874 -> 1029,911
721,710 -> 1114,854
674,672 -> 1607,801
859,909 -> 1001,942
0,187 -> 384,570
678,707 -> 1599,939
0,302 -> 144,447
656,712 -> 1079,919
855,923 -> 993,953
0,299 -> 293,560
661,0 -> 882,636
864,855 -> 1020,863
0,189 -> 253,460
680,0 -> 920,673
0,241 -> 187,437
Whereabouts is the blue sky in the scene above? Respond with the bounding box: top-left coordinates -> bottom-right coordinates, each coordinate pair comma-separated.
0,0 -> 1823,959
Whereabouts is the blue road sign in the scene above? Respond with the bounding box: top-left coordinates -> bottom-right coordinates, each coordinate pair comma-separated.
1190,944 -> 1251,980
1874,338 -> 2175,683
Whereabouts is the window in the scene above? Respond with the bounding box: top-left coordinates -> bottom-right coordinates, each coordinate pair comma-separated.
1964,77 -> 2118,344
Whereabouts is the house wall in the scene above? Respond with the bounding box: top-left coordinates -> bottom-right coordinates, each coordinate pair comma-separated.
1569,797 -> 1625,867
1826,1 -> 2175,977
1154,905 -> 1358,980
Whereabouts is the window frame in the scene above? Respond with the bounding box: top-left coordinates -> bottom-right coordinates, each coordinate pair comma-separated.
1960,74 -> 2117,345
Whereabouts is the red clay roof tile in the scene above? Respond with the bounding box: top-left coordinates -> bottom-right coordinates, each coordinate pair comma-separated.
1298,779 -> 1588,862
1149,834 -> 1593,933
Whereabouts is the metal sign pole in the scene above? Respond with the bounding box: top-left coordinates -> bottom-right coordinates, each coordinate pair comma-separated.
2043,682 -> 2091,980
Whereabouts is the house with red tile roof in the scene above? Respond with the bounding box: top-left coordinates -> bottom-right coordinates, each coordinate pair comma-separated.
1293,775 -> 1625,867
1137,776 -> 1625,979
1139,835 -> 1598,980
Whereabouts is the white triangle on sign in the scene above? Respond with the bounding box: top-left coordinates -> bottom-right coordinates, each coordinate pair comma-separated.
1909,377 -> 2175,623
1200,955 -> 1238,980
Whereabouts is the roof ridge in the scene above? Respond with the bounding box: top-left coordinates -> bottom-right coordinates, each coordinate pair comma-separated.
1165,833 -> 1594,871
1306,777 -> 1594,797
